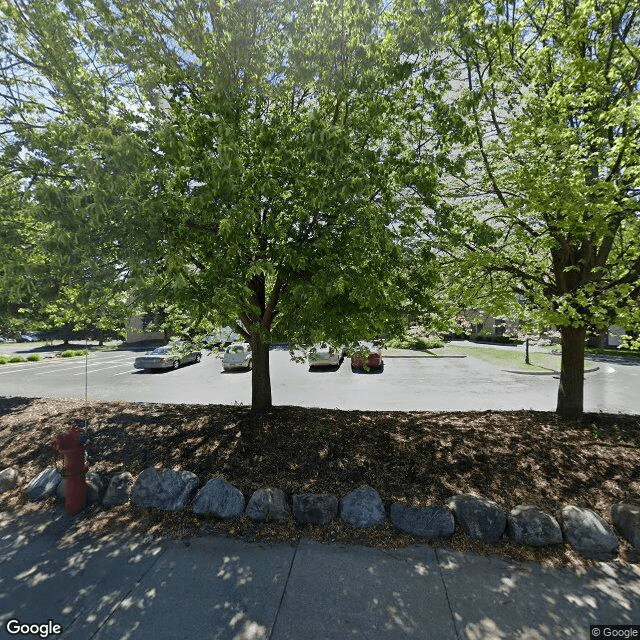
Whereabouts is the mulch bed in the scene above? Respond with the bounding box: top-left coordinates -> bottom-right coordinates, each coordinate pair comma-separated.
1,396 -> 639,569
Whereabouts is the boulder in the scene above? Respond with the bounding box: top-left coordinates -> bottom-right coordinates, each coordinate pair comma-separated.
25,467 -> 61,501
390,503 -> 455,540
131,468 -> 200,511
246,488 -> 289,522
611,503 -> 640,549
292,493 -> 339,525
0,468 -> 23,493
448,494 -> 506,544
340,485 -> 386,529
557,506 -> 619,559
192,477 -> 245,518
102,472 -> 135,507
506,505 -> 563,547
57,472 -> 105,505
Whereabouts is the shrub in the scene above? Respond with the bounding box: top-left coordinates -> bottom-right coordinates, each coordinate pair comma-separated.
9,355 -> 25,363
386,335 -> 444,350
418,336 -> 445,349
0,356 -> 7,365
620,335 -> 640,351
26,354 -> 41,362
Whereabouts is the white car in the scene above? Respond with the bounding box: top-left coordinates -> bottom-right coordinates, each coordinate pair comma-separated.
308,343 -> 344,367
222,342 -> 252,370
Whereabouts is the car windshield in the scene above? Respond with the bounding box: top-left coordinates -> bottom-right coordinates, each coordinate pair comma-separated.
150,347 -> 169,355
228,344 -> 246,354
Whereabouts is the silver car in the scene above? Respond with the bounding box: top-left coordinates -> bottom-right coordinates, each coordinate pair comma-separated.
308,343 -> 344,367
222,342 -> 252,371
134,341 -> 202,371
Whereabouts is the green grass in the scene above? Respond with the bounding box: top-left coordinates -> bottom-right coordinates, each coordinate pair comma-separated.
585,347 -> 640,359
442,344 -> 566,372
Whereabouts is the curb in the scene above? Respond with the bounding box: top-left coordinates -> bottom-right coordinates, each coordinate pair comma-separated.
502,366 -> 600,376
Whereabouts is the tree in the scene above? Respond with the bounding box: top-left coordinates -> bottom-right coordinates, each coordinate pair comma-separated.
1,0 -> 148,342
1,0 -> 437,410
414,0 -> 640,416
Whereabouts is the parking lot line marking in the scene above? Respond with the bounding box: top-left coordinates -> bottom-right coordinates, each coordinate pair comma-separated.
0,365 -> 43,375
72,363 -> 133,375
112,369 -> 135,376
29,357 -> 136,375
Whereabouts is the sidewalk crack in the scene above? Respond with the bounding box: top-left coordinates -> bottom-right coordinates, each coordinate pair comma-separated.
435,548 -> 462,640
267,540 -> 299,640
87,538 -> 168,640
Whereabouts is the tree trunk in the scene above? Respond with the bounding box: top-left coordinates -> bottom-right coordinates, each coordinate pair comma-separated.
250,333 -> 272,411
556,325 -> 586,418
597,329 -> 607,350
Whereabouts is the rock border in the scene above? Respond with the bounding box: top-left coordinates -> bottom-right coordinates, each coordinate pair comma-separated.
2,464 -> 637,560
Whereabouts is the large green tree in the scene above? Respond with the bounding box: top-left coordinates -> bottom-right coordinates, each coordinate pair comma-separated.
1,0 -> 147,341
1,0 -> 437,409
413,0 -> 640,416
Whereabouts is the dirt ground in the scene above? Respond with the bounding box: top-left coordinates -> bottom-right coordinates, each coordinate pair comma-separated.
1,395 -> 639,570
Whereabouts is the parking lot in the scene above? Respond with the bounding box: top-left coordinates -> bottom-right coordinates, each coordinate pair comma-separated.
0,343 -> 638,413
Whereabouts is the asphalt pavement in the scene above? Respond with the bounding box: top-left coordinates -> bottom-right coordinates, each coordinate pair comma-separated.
0,342 -> 639,413
1,509 -> 639,640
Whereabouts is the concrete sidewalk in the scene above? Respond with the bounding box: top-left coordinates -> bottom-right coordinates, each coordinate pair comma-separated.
1,510 -> 639,640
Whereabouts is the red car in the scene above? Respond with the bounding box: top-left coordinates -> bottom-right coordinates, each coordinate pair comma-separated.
350,342 -> 383,370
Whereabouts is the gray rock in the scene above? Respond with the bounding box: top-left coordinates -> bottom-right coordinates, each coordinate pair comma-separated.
131,468 -> 200,511
506,505 -> 563,547
557,506 -> 619,559
102,472 -> 135,507
57,472 -> 105,505
292,493 -> 339,525
0,468 -> 23,493
390,503 -> 455,540
192,477 -> 245,518
448,494 -> 506,544
611,502 -> 640,549
340,485 -> 386,529
245,488 -> 289,522
86,471 -> 105,504
25,467 -> 62,501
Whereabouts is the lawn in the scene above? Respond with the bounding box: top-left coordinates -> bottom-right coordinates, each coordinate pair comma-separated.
1,396 -> 638,569
438,344 -> 566,372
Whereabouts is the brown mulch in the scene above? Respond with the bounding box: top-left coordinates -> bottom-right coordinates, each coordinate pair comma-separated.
1,395 -> 639,570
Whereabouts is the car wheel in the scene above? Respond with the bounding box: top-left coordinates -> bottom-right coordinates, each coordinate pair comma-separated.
172,360 -> 179,370
195,353 -> 201,363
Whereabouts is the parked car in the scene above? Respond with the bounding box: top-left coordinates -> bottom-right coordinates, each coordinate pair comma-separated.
222,342 -> 252,371
202,326 -> 240,348
134,341 -> 201,371
350,342 -> 383,370
18,334 -> 38,343
308,343 -> 344,367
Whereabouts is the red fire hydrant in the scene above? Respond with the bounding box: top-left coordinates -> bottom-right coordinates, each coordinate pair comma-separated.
52,426 -> 88,515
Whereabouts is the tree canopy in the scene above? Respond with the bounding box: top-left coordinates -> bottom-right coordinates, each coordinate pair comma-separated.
414,0 -> 640,416
1,0 -> 438,409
